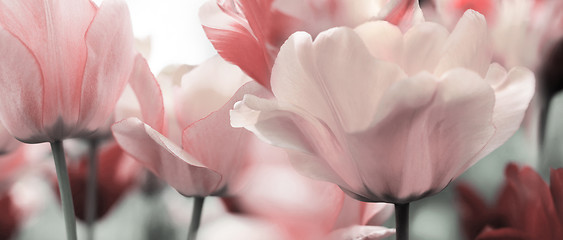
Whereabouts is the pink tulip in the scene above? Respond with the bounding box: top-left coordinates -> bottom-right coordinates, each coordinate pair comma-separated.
222,137 -> 395,239
199,0 -> 422,89
231,10 -> 535,203
112,56 -> 261,197
0,0 -> 135,143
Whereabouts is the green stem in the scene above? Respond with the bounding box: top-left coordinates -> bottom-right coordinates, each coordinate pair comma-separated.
50,140 -> 78,240
86,139 -> 99,240
187,197 -> 205,240
395,203 -> 410,240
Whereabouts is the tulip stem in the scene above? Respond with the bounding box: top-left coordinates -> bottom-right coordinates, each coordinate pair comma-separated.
395,203 -> 410,240
86,139 -> 99,240
187,197 -> 205,240
50,140 -> 78,240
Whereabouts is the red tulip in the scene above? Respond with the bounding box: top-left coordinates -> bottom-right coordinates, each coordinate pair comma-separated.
457,163 -> 563,240
0,0 -> 135,143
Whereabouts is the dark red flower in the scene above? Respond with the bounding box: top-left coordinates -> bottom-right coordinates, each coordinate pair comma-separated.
457,163 -> 563,240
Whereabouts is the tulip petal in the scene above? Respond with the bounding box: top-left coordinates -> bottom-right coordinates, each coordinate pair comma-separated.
272,29 -> 406,134
199,0 -> 296,89
128,54 -> 166,134
354,69 -> 495,201
0,29 -> 44,142
112,117 -> 222,197
175,55 -> 250,130
80,0 -> 135,132
435,10 -> 491,77
183,81 -> 267,194
457,66 -> 535,176
231,94 -> 358,192
354,21 -> 403,63
401,22 -> 449,75
0,0 -> 97,131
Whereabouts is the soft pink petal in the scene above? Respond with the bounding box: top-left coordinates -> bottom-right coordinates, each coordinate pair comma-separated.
182,81 -> 266,195
354,69 -> 495,201
111,117 -> 222,197
434,10 -> 492,77
272,29 -> 406,133
0,29 -> 44,143
401,22 -> 449,75
175,55 -> 250,130
128,54 -> 166,134
79,0 -> 135,133
231,94 -> 356,192
329,225 -> 395,240
0,0 -> 97,133
354,21 -> 403,63
455,66 -> 535,177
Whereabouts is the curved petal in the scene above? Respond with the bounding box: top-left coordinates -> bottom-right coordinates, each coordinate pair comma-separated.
231,94 -> 357,192
182,81 -> 266,194
328,225 -> 395,240
272,29 -> 406,133
434,10 -> 491,77
79,0 -> 135,133
354,21 -> 403,63
0,29 -> 44,143
456,66 -> 535,177
128,54 -> 166,134
0,0 -> 97,133
111,117 -> 222,197
175,55 -> 250,130
401,22 -> 449,75
353,69 -> 495,201
199,0 -> 296,89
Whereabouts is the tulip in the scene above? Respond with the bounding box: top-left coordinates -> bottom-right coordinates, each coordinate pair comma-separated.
0,0 -> 136,239
199,0 -> 422,89
231,10 -> 535,239
457,163 -> 563,240
112,56 -> 261,239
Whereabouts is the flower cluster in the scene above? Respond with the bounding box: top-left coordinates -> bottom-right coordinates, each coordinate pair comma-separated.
0,0 -> 560,239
